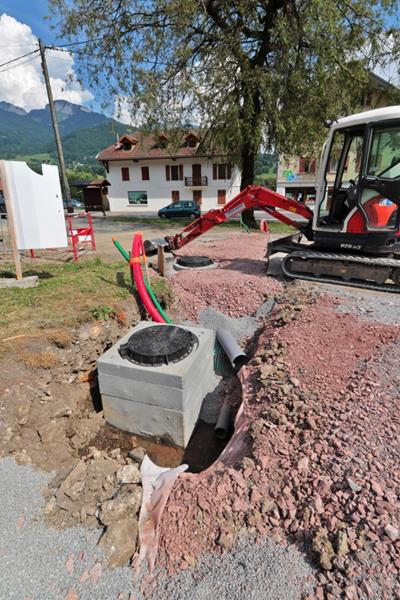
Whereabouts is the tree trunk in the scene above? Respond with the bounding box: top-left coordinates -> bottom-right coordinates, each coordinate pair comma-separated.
240,142 -> 257,228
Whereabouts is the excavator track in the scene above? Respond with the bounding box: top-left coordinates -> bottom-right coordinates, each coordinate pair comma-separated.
281,250 -> 400,293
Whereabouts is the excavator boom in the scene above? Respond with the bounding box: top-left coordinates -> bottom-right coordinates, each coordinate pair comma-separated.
165,185 -> 314,251
144,184 -> 400,293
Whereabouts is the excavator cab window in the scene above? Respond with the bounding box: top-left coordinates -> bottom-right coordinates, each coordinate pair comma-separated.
318,127 -> 364,228
359,124 -> 400,230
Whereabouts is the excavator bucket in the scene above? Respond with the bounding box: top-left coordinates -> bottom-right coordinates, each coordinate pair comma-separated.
143,238 -> 172,256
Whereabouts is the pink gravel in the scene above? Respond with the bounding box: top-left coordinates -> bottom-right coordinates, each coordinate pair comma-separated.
155,291 -> 400,598
176,232 -> 269,261
172,232 -> 282,319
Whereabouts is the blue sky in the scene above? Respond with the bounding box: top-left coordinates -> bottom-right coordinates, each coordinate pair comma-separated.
0,1 -> 109,114
0,0 -> 62,44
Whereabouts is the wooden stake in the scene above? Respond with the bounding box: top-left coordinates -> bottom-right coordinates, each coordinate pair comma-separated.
0,160 -> 22,280
157,245 -> 165,277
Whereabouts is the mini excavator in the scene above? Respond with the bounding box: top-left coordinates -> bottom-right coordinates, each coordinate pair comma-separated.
146,106 -> 400,292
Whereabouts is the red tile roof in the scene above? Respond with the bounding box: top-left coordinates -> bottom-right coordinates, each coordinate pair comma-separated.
96,131 -> 223,161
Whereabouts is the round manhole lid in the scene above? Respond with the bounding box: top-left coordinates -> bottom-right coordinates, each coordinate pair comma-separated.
119,325 -> 198,366
176,255 -> 213,268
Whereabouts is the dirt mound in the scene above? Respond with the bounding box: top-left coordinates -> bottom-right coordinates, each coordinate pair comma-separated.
0,302 -> 147,568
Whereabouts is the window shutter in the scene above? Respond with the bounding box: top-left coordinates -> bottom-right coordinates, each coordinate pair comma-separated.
227,164 -> 232,179
121,167 -> 129,181
213,164 -> 217,180
179,164 -> 183,180
299,158 -> 305,173
165,165 -> 170,181
217,189 -> 226,205
310,159 -> 316,174
141,166 -> 150,180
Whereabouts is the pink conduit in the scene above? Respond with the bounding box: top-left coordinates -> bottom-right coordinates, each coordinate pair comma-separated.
131,233 -> 165,323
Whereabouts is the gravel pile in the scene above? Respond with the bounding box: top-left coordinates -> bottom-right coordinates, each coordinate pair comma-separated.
155,289 -> 400,599
176,232 -> 269,262
172,268 -> 281,320
148,536 -> 314,600
172,233 -> 281,320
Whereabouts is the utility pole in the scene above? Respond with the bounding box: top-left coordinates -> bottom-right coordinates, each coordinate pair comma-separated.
38,39 -> 71,201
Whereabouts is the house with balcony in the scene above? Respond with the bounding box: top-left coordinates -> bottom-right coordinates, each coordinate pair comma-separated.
96,131 -> 241,212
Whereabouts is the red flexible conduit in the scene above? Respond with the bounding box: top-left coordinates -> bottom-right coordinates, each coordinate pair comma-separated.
130,233 -> 166,323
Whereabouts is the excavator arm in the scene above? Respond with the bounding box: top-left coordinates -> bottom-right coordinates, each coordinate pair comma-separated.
164,185 -> 314,251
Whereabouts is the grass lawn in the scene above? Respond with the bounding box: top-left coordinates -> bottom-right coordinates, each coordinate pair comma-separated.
107,215 -> 295,234
0,258 -> 136,339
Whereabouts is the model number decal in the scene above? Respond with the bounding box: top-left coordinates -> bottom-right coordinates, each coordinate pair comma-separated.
225,203 -> 247,218
340,243 -> 362,250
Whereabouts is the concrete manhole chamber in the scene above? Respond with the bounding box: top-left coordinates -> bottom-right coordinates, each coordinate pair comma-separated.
173,255 -> 216,271
97,322 -> 216,447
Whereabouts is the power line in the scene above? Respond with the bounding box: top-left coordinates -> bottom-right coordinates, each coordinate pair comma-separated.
0,43 -> 38,48
0,49 -> 39,70
46,37 -> 106,51
0,53 -> 40,74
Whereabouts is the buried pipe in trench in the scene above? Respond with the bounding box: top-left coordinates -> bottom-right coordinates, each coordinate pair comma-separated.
214,400 -> 233,440
216,328 -> 248,372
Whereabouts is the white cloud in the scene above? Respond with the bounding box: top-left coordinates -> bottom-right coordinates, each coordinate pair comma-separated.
113,97 -> 139,126
0,13 -> 93,111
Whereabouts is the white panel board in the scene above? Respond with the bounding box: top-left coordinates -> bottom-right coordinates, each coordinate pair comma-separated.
2,161 -> 68,250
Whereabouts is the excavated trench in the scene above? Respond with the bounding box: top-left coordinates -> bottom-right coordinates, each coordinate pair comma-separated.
92,320 -> 243,473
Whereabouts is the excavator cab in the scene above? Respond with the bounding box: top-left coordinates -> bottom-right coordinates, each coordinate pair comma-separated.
314,108 -> 400,254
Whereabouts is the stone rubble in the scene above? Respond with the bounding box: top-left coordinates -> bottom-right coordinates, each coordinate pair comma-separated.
44,446 -> 144,567
154,288 -> 400,599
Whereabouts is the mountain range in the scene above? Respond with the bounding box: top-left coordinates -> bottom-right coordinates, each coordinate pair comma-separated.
0,100 -> 132,170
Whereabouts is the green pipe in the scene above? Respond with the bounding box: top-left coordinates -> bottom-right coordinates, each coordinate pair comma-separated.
112,238 -> 172,324
240,214 -> 250,233
113,237 -> 130,261
144,278 -> 172,324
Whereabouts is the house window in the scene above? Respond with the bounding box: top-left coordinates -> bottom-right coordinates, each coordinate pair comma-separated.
128,191 -> 148,205
141,166 -> 150,180
193,190 -> 202,205
165,164 -> 183,181
213,163 -> 232,180
186,134 -> 197,148
298,158 -> 316,174
171,190 -> 180,203
121,167 -> 130,181
217,189 -> 226,205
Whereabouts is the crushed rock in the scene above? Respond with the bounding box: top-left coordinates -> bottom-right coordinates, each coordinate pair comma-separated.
147,536 -> 314,600
171,233 -> 282,320
155,288 -> 400,599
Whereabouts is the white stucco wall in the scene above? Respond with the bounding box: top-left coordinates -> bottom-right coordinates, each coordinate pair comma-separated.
105,158 -> 241,212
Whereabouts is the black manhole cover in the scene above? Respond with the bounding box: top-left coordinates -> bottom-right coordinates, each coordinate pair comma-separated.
176,255 -> 213,268
119,325 -> 198,366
